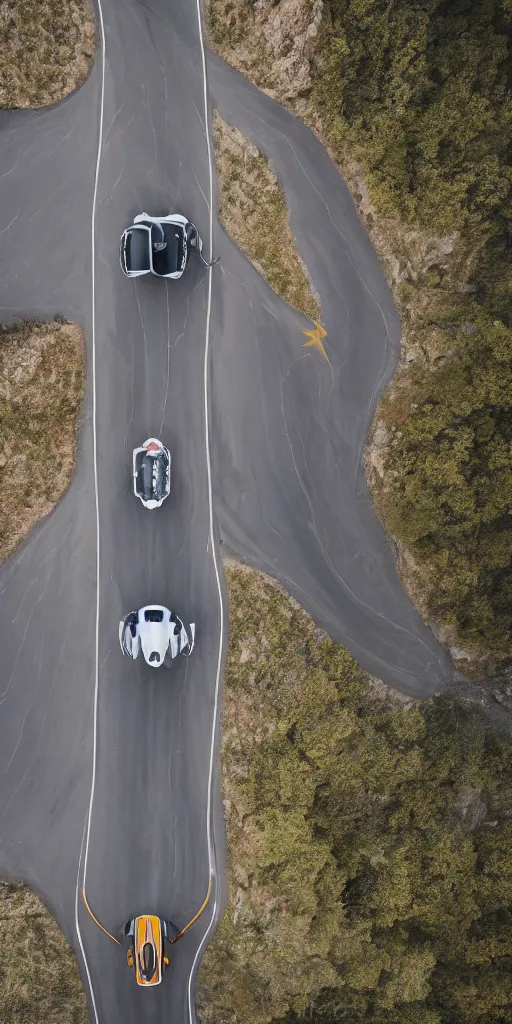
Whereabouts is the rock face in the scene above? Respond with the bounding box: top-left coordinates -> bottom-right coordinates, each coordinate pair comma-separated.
210,0 -> 324,109
253,0 -> 323,99
366,419 -> 391,484
493,686 -> 512,712
455,785 -> 488,832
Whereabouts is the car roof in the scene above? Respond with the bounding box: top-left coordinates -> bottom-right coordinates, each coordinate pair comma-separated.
151,222 -> 183,276
134,449 -> 168,503
134,915 -> 162,987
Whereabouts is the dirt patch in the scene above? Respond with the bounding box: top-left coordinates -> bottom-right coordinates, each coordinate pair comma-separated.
0,319 -> 85,562
214,111 -> 321,322
0,0 -> 95,108
0,880 -> 87,1023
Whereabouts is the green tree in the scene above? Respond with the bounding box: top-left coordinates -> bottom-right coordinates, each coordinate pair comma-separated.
311,0 -> 512,660
380,314 -> 512,656
198,569 -> 512,1024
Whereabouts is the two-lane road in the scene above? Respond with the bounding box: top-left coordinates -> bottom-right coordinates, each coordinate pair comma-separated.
0,0 -> 226,1021
79,4 -> 226,1014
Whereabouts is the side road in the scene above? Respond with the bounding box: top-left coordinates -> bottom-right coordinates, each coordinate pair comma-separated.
208,51 -> 452,697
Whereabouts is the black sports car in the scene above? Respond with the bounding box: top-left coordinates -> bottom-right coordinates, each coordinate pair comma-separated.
120,213 -> 202,279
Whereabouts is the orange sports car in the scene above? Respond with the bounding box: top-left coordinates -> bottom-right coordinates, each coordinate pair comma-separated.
123,916 -> 178,987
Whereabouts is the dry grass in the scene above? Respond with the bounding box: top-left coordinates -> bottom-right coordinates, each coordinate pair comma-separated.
0,319 -> 85,561
0,0 -> 95,108
214,111 -> 321,322
0,880 -> 87,1023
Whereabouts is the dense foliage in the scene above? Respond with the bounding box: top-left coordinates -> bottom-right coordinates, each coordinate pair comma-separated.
199,568 -> 512,1024
315,0 -> 512,298
314,0 -> 512,658
380,314 -> 512,657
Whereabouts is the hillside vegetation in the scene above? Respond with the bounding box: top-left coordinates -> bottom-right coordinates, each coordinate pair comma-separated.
376,313 -> 512,663
208,0 -> 512,665
213,111 -> 321,321
0,0 -> 95,107
0,320 -> 85,561
198,566 -> 512,1024
315,0 -> 512,664
0,881 -> 87,1023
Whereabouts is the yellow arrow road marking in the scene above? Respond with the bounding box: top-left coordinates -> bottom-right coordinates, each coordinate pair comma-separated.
302,321 -> 329,364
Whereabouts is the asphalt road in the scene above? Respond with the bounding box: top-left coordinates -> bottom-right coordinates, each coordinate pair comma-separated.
0,2 -> 226,1022
0,4 -> 451,1024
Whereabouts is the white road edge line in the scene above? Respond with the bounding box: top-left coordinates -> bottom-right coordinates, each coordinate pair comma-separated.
187,0 -> 225,1021
74,0 -> 106,1017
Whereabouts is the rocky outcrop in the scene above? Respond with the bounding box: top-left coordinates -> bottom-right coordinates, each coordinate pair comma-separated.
209,0 -> 323,116
252,0 -> 323,99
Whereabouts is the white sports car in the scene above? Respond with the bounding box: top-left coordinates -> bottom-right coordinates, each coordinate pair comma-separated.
119,605 -> 195,668
120,213 -> 202,279
133,438 -> 171,510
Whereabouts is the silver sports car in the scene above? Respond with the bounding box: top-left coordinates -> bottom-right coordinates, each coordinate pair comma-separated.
133,438 -> 171,510
119,605 -> 195,668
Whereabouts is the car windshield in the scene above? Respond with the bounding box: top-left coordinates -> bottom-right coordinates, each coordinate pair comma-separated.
145,609 -> 164,622
151,223 -> 184,276
124,227 -> 150,272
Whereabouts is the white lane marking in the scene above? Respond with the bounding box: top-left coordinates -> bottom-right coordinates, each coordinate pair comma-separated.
74,0 -> 106,1017
187,1 -> 225,1020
